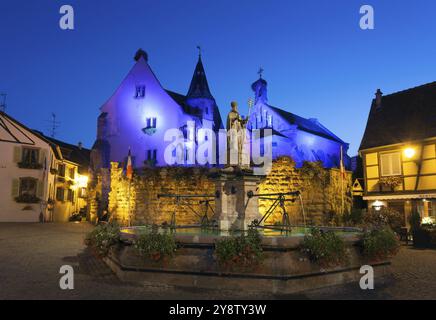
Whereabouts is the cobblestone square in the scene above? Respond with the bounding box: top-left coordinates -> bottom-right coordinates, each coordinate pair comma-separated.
0,223 -> 435,300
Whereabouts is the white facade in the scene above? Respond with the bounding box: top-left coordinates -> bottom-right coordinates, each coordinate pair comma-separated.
0,112 -> 55,222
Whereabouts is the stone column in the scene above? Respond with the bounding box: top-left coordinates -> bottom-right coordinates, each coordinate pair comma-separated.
212,169 -> 264,231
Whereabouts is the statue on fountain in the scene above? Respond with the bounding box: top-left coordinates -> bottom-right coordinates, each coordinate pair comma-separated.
225,101 -> 250,171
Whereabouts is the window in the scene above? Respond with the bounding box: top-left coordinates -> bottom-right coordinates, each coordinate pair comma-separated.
380,152 -> 402,176
79,187 -> 87,198
19,148 -> 41,169
145,117 -> 157,129
19,178 -> 37,197
69,168 -> 75,179
67,189 -> 74,203
147,149 -> 157,160
56,187 -> 65,201
135,85 -> 145,98
58,164 -> 66,177
266,114 -> 273,128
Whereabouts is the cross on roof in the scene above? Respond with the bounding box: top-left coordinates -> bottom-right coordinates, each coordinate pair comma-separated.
196,45 -> 202,57
258,67 -> 264,78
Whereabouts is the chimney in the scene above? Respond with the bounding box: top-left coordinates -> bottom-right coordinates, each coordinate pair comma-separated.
78,142 -> 83,150
375,89 -> 383,109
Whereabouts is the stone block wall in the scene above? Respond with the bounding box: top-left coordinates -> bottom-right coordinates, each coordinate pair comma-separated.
258,157 -> 352,225
108,163 -> 215,226
105,157 -> 352,226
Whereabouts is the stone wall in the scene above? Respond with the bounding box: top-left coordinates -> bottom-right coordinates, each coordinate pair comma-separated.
258,157 -> 352,225
108,162 -> 215,226
106,157 -> 352,226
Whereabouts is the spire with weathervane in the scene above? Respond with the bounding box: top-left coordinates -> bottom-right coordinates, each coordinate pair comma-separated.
186,46 -> 214,100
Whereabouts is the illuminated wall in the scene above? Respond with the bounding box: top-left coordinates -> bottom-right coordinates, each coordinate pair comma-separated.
248,78 -> 349,169
92,53 -> 221,171
363,140 -> 436,193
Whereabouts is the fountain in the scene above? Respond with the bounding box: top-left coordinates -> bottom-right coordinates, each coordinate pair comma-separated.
101,103 -> 391,295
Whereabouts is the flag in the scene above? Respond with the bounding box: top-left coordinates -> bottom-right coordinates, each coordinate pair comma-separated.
340,145 -> 345,214
126,149 -> 133,180
340,145 -> 346,179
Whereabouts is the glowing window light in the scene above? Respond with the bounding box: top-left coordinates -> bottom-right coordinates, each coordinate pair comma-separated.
404,148 -> 416,159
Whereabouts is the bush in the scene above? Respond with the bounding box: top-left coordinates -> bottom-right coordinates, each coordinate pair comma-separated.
409,212 -> 436,248
85,223 -> 121,256
301,228 -> 348,267
364,207 -> 403,232
409,211 -> 421,233
215,228 -> 264,269
133,226 -> 177,262
362,228 -> 400,261
343,209 -> 364,226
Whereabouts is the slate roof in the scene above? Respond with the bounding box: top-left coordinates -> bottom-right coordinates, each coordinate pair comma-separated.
186,56 -> 214,99
268,106 -> 346,143
41,135 -> 91,172
166,89 -> 224,130
359,82 -> 436,151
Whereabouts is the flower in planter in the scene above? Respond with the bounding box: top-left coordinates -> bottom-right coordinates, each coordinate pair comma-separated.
379,176 -> 402,191
15,194 -> 40,204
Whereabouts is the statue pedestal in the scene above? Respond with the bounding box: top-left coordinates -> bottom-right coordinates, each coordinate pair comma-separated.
211,168 -> 264,231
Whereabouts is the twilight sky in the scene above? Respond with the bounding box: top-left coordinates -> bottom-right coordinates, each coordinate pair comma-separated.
1,0 -> 435,156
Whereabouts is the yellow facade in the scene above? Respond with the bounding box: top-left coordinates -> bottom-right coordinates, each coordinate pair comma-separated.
49,160 -> 89,222
363,140 -> 436,193
361,138 -> 436,225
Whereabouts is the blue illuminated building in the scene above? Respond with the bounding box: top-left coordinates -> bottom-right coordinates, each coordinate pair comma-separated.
248,76 -> 350,168
91,49 -> 349,172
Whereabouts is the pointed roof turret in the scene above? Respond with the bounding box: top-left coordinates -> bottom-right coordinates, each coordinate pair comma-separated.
187,54 -> 214,99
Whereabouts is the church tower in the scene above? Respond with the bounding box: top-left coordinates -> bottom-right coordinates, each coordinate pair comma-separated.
186,53 -> 215,122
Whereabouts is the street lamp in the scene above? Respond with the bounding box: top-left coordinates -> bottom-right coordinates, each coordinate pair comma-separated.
404,147 -> 416,159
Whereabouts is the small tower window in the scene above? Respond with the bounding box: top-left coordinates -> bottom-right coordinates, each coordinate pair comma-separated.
145,117 -> 157,129
135,85 -> 146,99
267,114 -> 273,128
146,149 -> 157,160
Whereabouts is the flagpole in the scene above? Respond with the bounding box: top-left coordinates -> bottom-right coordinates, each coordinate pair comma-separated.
126,148 -> 133,227
128,180 -> 131,227
340,145 -> 345,215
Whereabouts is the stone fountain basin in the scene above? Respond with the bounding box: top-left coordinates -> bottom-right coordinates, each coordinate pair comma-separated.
103,227 -> 391,295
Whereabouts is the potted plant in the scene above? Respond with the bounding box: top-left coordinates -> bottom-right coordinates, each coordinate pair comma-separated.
379,176 -> 402,192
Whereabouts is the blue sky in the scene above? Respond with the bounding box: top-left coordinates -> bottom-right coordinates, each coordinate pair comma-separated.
1,0 -> 435,155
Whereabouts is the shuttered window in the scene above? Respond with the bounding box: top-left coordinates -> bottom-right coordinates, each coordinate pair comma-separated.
56,187 -> 65,201
380,152 -> 402,176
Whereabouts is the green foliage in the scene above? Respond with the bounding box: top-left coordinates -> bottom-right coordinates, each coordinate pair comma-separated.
409,212 -> 436,248
300,161 -> 329,186
362,228 -> 400,261
133,226 -> 177,261
15,194 -> 40,204
364,207 -> 403,232
301,228 -> 348,267
343,209 -> 364,226
85,223 -> 121,256
379,176 -> 402,191
409,211 -> 421,233
215,228 -> 264,269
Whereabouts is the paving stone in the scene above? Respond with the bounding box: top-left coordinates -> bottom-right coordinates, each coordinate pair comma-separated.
0,223 -> 435,300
